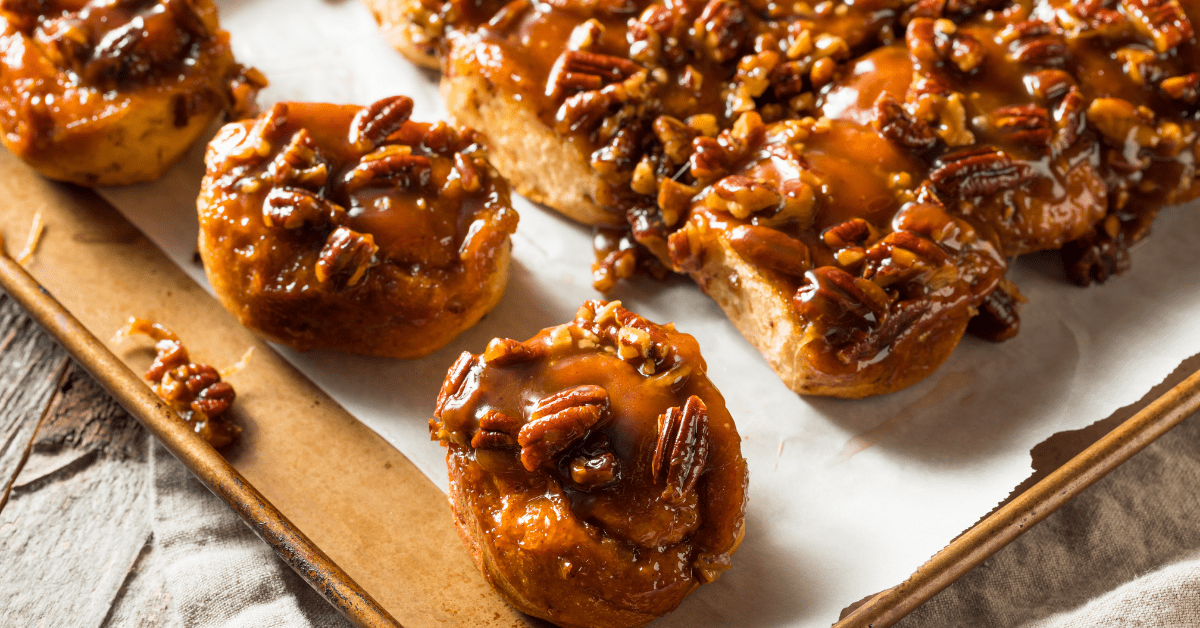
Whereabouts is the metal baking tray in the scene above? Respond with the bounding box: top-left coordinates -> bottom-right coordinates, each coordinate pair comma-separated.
3,146 -> 1199,628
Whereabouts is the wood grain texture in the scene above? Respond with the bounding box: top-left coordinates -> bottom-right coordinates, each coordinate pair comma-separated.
0,292 -> 162,627
0,293 -> 69,509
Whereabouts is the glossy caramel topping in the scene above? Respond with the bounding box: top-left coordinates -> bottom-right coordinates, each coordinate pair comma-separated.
0,0 -> 262,157
204,97 -> 516,305
431,300 -> 747,617
417,0 -> 1200,394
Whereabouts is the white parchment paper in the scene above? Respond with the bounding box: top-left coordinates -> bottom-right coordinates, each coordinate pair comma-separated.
99,1 -> 1200,625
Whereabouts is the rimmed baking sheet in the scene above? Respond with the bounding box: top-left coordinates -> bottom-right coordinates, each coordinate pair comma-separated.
4,1 -> 1200,626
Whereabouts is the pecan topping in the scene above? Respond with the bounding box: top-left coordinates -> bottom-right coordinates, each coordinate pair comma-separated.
906,18 -> 985,73
269,130 -> 328,189
794,266 -> 890,344
120,318 -> 239,448
349,96 -> 414,152
992,104 -> 1052,147
435,351 -> 477,416
966,279 -> 1025,342
694,0 -> 748,63
482,337 -> 545,366
571,451 -> 619,488
314,227 -> 377,290
343,146 -> 433,194
1121,0 -> 1194,53
546,50 -> 643,100
471,410 -> 521,449
929,146 -> 1035,198
1001,20 -> 1069,67
873,93 -> 937,150
261,187 -> 345,229
518,385 -> 610,470
652,395 -> 709,505
1062,228 -> 1132,286
726,225 -> 810,278
1161,73 -> 1200,104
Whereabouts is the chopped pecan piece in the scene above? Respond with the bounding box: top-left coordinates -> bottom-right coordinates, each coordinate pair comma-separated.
694,0 -> 748,63
966,279 -> 1025,342
519,385 -> 610,470
652,395 -> 709,505
929,145 -> 1035,198
1120,0 -> 1194,53
1061,229 -> 1132,286
269,130 -> 328,189
349,96 -> 414,152
1161,73 -> 1200,104
314,227 -> 377,289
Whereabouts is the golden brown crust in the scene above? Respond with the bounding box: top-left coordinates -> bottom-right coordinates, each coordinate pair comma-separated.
443,35 -> 623,227
0,0 -> 264,186
432,302 -> 748,627
197,98 -> 518,358
359,0 -> 442,70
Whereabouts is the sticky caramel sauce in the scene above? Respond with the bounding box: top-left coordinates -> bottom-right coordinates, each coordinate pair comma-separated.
433,302 -> 747,617
199,100 -> 517,355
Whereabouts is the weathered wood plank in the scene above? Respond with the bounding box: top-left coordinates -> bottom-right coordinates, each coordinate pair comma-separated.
0,292 -> 70,508
0,362 -> 153,628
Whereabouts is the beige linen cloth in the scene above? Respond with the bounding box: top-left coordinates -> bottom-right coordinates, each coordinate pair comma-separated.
155,411 -> 1200,627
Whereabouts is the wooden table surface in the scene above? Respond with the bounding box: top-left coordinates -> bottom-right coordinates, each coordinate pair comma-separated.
0,291 -> 175,626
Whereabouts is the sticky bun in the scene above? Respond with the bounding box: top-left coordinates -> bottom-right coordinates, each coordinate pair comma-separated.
0,0 -> 264,186
431,300 -> 748,628
372,0 -> 1200,397
197,96 -> 519,358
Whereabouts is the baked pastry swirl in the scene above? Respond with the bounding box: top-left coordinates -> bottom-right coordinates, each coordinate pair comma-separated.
197,96 -> 519,358
0,0 -> 264,186
431,300 -> 748,628
370,0 -> 1200,398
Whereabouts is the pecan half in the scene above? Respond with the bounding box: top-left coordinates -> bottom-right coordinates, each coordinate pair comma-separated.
261,187 -> 345,229
435,351 -> 477,416
873,93 -> 938,150
1121,0 -> 1194,53
314,227 -> 377,290
343,146 -> 433,194
471,409 -> 521,449
726,224 -> 810,277
546,50 -> 643,100
482,337 -> 546,366
929,145 -> 1035,198
519,385 -> 609,470
992,104 -> 1052,147
793,266 -> 890,342
349,96 -> 414,152
652,395 -> 709,505
1000,20 -> 1069,67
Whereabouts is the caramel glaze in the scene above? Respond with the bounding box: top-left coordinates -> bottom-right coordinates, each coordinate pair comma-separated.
413,0 -> 1200,396
197,98 -> 518,358
431,300 -> 747,628
0,0 -> 263,185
